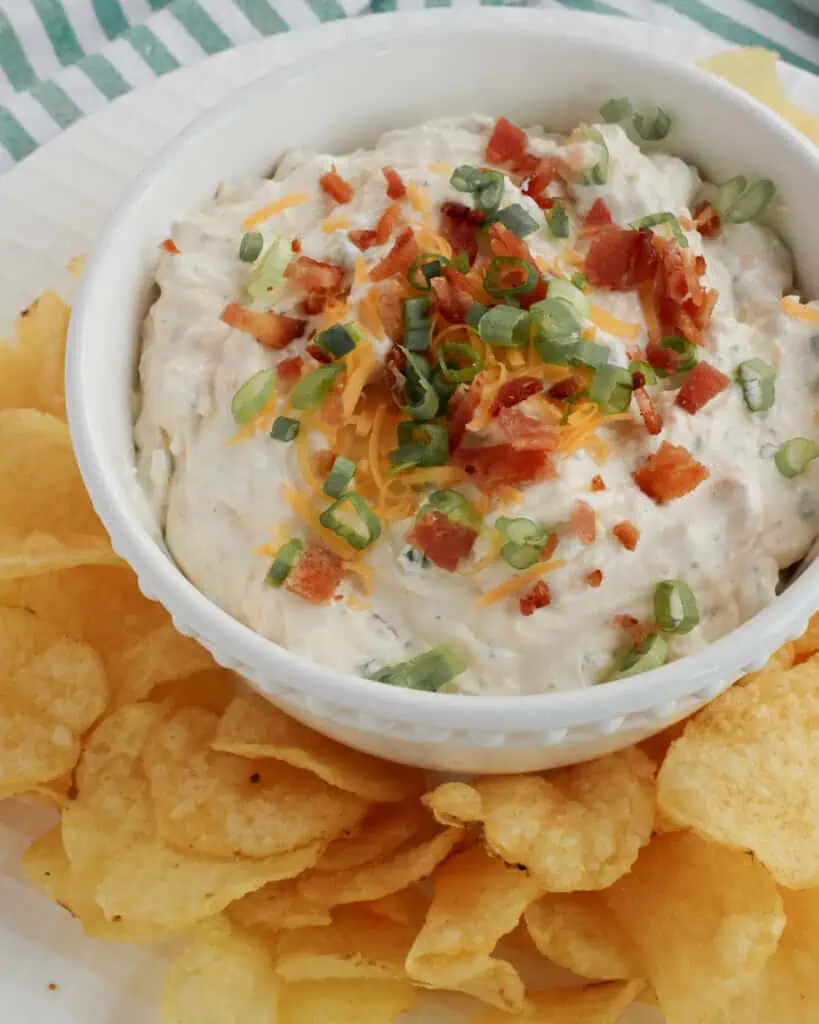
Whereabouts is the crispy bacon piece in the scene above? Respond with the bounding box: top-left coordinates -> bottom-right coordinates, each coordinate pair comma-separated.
369,228 -> 421,283
382,165 -> 407,200
675,361 -> 730,414
523,156 -> 574,208
590,474 -> 606,492
488,221 -> 531,261
693,200 -> 721,238
447,375 -> 484,451
312,449 -> 336,477
430,273 -> 473,324
646,340 -> 680,375
585,227 -> 657,291
453,443 -> 553,493
300,293 -> 327,316
632,441 -> 709,503
286,544 -> 343,604
486,116 -> 528,167
585,569 -> 603,588
495,407 -> 561,450
291,238 -> 302,253
161,238 -> 179,254
614,614 -> 649,646
634,387 -> 663,436
612,520 -> 640,551
349,229 -> 378,251
570,500 -> 597,545
407,511 -> 477,572
654,240 -> 717,345
375,203 -> 401,246
378,288 -> 404,342
220,303 -> 306,350
319,166 -> 353,204
276,355 -> 303,385
384,342 -> 408,400
519,580 -> 552,617
579,197 -> 614,235
547,377 -> 581,401
440,201 -> 483,264
491,376 -> 543,415
286,256 -> 345,296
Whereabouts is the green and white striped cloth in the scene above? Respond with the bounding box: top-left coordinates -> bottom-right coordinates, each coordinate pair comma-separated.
1,0 -> 818,169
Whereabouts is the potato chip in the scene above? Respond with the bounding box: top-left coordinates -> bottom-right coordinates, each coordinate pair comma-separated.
424,748 -> 655,891
406,845 -> 539,1011
793,613 -> 819,662
358,888 -> 430,930
604,831 -> 784,1024
0,526 -> 120,579
150,667 -> 239,716
0,290 -> 69,420
108,620 -> 215,706
162,915 -> 279,1024
524,892 -> 643,980
0,608 -> 108,798
657,658 -> 819,887
213,694 -> 425,803
472,979 -> 644,1024
273,905 -> 416,981
729,886 -> 819,1023
144,707 -> 370,859
230,880 -> 334,933
278,978 -> 417,1024
315,802 -> 425,873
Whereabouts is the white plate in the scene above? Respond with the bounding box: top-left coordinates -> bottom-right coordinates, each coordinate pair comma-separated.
1,10 -> 817,1021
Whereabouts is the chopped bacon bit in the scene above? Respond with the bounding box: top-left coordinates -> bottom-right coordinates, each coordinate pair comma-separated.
161,238 -> 179,254
374,202 -> 402,246
378,288 -> 404,342
313,450 -> 336,477
291,239 -> 302,253
447,376 -> 483,452
382,166 -> 407,200
590,474 -> 606,492
453,443 -> 554,493
634,387 -> 663,435
220,303 -> 306,350
579,198 -> 614,235
321,391 -> 344,427
491,376 -> 543,415
547,377 -> 581,401
646,340 -> 681,375
349,229 -> 378,251
495,407 -> 561,450
306,342 -> 333,364
614,614 -> 649,646
286,256 -> 345,296
585,569 -> 603,588
384,343 -> 408,401
319,166 -> 353,204
430,273 -> 473,324
286,544 -> 343,604
276,355 -> 304,385
654,239 -> 716,345
570,500 -> 597,545
488,221 -> 531,261
632,441 -> 709,503
300,293 -> 328,316
485,116 -> 528,167
675,360 -> 730,414
370,227 -> 421,282
612,520 -> 640,551
693,200 -> 721,238
519,580 -> 552,617
541,532 -> 559,560
440,201 -> 483,263
585,227 -> 657,291
407,511 -> 477,572
524,156 -> 574,208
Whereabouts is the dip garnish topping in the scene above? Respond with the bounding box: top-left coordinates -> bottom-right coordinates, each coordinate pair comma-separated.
736,358 -> 776,413
367,643 -> 470,691
654,579 -> 700,634
775,438 -> 819,478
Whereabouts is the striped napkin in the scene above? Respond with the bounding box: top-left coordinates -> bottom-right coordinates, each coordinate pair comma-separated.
1,0 -> 818,170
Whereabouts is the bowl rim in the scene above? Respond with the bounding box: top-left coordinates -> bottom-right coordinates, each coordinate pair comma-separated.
66,7 -> 819,729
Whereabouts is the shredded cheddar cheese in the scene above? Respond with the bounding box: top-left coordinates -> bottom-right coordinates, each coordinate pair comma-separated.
227,388 -> 280,445
242,192 -> 309,230
428,161 -> 452,176
475,558 -> 565,607
321,215 -> 351,233
341,337 -> 377,419
407,182 -> 431,218
780,297 -> 819,324
638,279 -> 661,344
284,486 -> 361,561
589,305 -> 642,341
354,256 -> 369,287
357,289 -> 385,340
457,531 -> 504,576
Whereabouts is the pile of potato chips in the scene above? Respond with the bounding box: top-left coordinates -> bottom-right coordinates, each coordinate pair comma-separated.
2,283 -> 819,1024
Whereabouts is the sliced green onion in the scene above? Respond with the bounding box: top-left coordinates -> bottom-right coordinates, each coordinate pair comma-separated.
632,106 -> 672,142
546,200 -> 570,239
571,271 -> 588,292
290,362 -> 344,411
610,632 -> 669,680
496,517 -> 552,567
657,336 -> 698,375
465,302 -> 488,328
450,165 -> 483,192
314,323 -> 357,359
535,337 -> 579,366
438,342 -> 483,384
547,278 -> 591,319
270,415 -> 300,442
530,297 -> 583,340
628,359 -> 657,386
589,364 -> 633,413
654,579 -> 700,635
714,176 -> 776,225
774,437 -> 819,478
484,257 -> 538,299
403,296 -> 431,353
231,369 -> 276,425
420,489 -> 478,528
569,340 -> 610,369
389,423 -> 449,471
474,170 -> 505,214
239,231 -> 263,263
501,543 -> 543,570
402,351 -> 439,421
319,492 -> 381,551
630,211 -> 688,248
323,455 -> 356,498
265,538 -> 303,587
599,97 -> 633,123
736,358 -> 776,413
478,305 -> 530,349
430,367 -> 456,413
578,125 -> 609,185
488,204 -> 539,238
246,235 -> 292,301
408,252 -> 449,291
367,643 -> 469,691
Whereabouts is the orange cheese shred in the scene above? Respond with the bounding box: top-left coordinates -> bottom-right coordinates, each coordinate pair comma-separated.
321,215 -> 351,234
226,388 -> 280,446
780,297 -> 819,324
354,256 -> 369,287
475,559 -> 566,608
589,304 -> 642,341
407,182 -> 431,218
242,192 -> 309,230
638,279 -> 662,344
283,486 -> 361,561
341,338 -> 377,419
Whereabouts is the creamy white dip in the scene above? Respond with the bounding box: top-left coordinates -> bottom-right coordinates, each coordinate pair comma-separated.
135,116 -> 819,695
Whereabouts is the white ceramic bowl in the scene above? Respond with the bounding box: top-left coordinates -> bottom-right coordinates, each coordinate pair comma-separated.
67,8 -> 819,774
